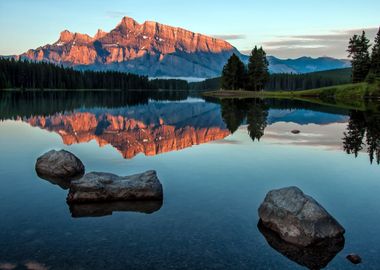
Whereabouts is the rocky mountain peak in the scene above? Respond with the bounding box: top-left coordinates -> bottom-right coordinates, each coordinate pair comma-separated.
118,16 -> 139,30
94,29 -> 108,40
59,30 -> 75,43
58,30 -> 93,44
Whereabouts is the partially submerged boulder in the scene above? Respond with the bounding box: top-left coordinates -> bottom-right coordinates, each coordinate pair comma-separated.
67,170 -> 163,203
35,150 -> 85,184
258,186 -> 345,247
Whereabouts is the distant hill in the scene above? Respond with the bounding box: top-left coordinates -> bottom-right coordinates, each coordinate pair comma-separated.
268,56 -> 351,74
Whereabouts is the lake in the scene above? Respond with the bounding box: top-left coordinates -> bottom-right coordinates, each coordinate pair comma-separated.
0,91 -> 379,270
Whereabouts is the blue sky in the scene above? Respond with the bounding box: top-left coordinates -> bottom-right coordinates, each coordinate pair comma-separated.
0,0 -> 379,58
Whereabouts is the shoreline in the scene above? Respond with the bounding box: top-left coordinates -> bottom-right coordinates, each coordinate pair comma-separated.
202,83 -> 380,111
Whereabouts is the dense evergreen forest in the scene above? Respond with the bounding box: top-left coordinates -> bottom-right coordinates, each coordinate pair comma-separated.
265,68 -> 352,91
149,79 -> 189,90
189,68 -> 352,91
0,58 -> 152,90
189,77 -> 221,91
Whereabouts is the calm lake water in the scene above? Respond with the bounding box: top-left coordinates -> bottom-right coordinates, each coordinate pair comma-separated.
0,91 -> 379,270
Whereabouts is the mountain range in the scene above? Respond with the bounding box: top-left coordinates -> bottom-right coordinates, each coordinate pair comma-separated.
18,16 -> 350,78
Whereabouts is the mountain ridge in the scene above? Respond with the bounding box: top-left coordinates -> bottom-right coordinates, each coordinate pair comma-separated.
20,16 -> 242,78
17,16 -> 350,78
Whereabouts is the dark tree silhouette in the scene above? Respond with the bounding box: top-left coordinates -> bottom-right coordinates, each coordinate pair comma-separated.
220,99 -> 247,133
343,111 -> 366,157
365,111 -> 380,164
343,109 -> 380,164
246,100 -> 268,141
347,31 -> 371,83
370,27 -> 380,79
247,46 -> 269,91
220,98 -> 269,141
221,53 -> 246,90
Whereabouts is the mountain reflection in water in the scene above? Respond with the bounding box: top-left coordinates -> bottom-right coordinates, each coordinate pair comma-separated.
24,102 -> 230,159
1,91 -> 379,164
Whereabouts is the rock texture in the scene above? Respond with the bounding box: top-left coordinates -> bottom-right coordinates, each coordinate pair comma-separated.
35,150 -> 85,182
258,221 -> 344,269
20,16 -> 243,78
258,186 -> 345,247
67,170 -> 163,203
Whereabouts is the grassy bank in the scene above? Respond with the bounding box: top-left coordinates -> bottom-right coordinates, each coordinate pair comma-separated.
203,82 -> 380,111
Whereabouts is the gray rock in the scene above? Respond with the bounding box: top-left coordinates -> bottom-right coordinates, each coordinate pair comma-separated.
67,170 -> 163,203
258,186 -> 345,247
35,150 -> 85,184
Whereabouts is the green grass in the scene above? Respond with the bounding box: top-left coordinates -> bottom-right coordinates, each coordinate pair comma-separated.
202,82 -> 380,111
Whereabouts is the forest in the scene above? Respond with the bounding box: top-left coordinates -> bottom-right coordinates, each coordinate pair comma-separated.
0,57 -> 355,92
189,68 -> 352,91
0,58 -> 151,90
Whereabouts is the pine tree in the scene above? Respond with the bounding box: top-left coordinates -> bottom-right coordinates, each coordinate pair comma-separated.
247,46 -> 269,91
221,53 -> 246,90
347,31 -> 371,83
371,27 -> 380,79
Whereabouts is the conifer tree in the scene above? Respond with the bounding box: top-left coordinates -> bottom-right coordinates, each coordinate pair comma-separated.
247,46 -> 269,91
221,53 -> 246,90
371,27 -> 380,79
347,31 -> 371,83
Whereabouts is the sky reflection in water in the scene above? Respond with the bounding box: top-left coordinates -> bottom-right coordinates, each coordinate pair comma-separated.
0,91 -> 379,269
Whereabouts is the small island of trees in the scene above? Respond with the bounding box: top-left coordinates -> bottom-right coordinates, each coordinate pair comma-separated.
221,46 -> 269,91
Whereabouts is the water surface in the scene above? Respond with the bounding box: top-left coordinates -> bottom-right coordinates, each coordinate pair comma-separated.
0,91 -> 379,270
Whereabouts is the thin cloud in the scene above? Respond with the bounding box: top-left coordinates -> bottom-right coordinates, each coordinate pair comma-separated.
261,27 -> 379,58
106,11 -> 129,19
212,34 -> 246,40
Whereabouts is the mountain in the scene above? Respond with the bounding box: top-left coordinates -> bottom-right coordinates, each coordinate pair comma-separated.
18,16 -> 350,78
20,16 -> 243,78
268,56 -> 350,74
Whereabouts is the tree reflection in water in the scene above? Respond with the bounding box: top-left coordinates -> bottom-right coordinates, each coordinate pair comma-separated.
343,109 -> 380,164
220,98 -> 268,142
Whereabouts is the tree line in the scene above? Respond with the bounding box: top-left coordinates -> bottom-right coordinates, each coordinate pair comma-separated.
265,68 -> 351,91
0,58 -> 197,91
347,27 -> 380,83
190,68 -> 352,91
149,79 -> 189,90
0,58 -> 155,90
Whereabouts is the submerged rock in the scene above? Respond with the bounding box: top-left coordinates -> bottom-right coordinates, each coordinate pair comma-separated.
258,186 -> 345,247
35,150 -> 85,184
258,221 -> 344,269
69,200 -> 163,218
67,170 -> 163,203
346,254 -> 362,264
